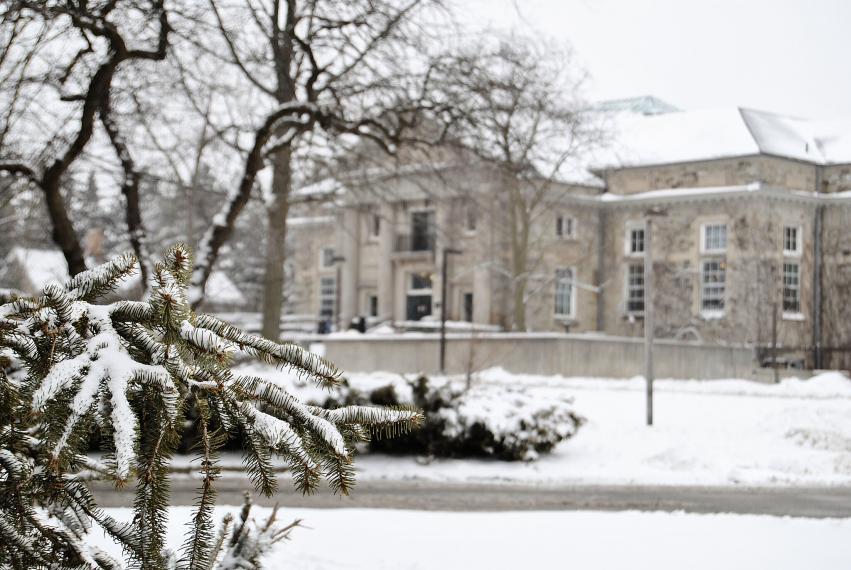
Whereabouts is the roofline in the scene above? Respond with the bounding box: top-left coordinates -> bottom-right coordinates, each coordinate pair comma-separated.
590,151 -> 832,177
544,183 -> 851,209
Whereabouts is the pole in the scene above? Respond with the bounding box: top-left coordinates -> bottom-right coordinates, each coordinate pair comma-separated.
772,301 -> 779,383
439,248 -> 462,374
439,250 -> 449,374
336,261 -> 342,332
644,218 -> 654,426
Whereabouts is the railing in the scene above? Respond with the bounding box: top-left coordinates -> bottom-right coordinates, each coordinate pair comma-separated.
394,233 -> 435,253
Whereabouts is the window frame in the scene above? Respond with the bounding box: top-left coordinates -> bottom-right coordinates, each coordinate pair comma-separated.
318,275 -> 337,319
368,210 -> 381,240
408,271 -> 433,295
464,201 -> 478,235
700,222 -> 728,254
783,225 -> 802,257
462,291 -> 474,322
556,214 -> 576,240
625,262 -> 645,316
553,267 -> 576,319
319,246 -> 336,270
782,262 -> 802,318
624,222 -> 646,257
699,259 -> 726,317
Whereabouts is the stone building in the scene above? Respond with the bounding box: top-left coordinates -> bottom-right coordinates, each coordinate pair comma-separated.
286,100 -> 851,369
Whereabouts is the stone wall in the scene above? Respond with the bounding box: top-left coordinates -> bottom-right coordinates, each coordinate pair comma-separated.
600,196 -> 816,349
604,156 -> 819,194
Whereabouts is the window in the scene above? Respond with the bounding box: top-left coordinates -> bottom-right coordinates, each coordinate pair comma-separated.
783,226 -> 801,256
626,263 -> 645,314
700,260 -> 726,313
462,292 -> 474,322
783,263 -> 801,314
556,215 -> 575,239
319,276 -> 336,318
370,211 -> 381,239
554,267 -> 575,317
701,223 -> 727,253
465,202 -> 477,233
409,272 -> 432,292
626,224 -> 645,255
410,210 -> 435,252
320,247 -> 335,269
368,294 -> 378,317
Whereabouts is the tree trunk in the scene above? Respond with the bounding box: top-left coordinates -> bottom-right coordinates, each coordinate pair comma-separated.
260,147 -> 291,340
508,186 -> 528,331
44,177 -> 87,276
512,276 -> 527,331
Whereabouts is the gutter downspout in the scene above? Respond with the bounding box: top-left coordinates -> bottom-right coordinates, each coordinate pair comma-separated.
813,167 -> 824,369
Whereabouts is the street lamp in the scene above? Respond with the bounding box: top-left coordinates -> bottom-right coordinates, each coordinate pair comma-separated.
331,254 -> 346,332
643,206 -> 667,426
439,248 -> 463,374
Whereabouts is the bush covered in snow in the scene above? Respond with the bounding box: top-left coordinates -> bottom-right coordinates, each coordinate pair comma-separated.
323,375 -> 583,461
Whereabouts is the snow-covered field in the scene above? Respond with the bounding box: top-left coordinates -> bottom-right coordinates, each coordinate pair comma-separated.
94,506 -> 851,569
231,365 -> 851,487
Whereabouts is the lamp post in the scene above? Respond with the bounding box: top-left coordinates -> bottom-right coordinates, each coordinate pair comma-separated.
439,248 -> 463,374
331,254 -> 346,332
643,207 -> 667,426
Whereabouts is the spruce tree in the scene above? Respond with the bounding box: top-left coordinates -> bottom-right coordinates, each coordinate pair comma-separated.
0,245 -> 421,569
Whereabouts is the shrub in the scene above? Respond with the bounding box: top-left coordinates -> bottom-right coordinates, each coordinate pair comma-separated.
322,374 -> 583,461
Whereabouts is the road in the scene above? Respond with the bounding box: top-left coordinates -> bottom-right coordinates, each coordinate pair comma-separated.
90,477 -> 851,518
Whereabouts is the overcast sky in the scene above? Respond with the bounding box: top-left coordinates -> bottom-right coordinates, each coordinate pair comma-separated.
456,0 -> 849,119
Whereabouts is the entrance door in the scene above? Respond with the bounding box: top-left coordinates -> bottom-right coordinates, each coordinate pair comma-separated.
406,294 -> 432,321
406,271 -> 433,321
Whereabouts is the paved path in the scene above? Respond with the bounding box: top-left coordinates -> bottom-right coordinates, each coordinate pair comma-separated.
90,477 -> 851,518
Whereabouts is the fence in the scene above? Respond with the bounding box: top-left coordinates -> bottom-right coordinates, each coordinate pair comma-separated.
303,333 -> 770,380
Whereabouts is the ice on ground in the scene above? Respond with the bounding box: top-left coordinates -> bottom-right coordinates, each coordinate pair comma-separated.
91,507 -> 851,570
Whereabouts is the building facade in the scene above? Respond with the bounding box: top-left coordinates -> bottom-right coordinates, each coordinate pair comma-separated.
287,102 -> 851,369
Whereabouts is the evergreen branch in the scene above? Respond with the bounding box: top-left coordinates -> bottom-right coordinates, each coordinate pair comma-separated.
179,401 -> 221,570
194,314 -> 343,385
66,253 -> 139,302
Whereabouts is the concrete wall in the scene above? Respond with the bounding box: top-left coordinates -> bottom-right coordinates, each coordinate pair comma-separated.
307,333 -> 760,380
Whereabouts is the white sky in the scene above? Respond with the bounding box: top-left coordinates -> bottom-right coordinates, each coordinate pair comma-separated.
455,0 -> 850,119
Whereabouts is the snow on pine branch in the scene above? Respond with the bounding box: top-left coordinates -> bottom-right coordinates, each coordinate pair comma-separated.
1,245 -> 422,489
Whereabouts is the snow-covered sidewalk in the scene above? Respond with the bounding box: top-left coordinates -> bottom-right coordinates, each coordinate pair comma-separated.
94,506 -> 851,569
227,365 -> 851,488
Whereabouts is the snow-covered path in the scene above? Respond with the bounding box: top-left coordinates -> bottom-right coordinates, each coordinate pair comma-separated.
94,506 -> 851,569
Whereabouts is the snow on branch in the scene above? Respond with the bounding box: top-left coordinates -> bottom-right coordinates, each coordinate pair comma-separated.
0,245 -> 423,567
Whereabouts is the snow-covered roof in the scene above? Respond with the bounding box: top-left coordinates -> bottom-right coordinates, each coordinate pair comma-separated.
596,107 -> 851,170
292,177 -> 347,199
288,215 -> 335,226
203,271 -> 247,307
2,247 -> 245,306
594,95 -> 680,116
5,247 -> 69,291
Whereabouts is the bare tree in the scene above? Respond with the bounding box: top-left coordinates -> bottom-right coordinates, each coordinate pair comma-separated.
0,1 -> 170,283
167,0 -> 460,339
436,37 -> 603,330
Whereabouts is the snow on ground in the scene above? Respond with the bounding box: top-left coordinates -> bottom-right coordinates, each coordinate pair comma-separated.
226,364 -> 851,487
92,506 -> 851,569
